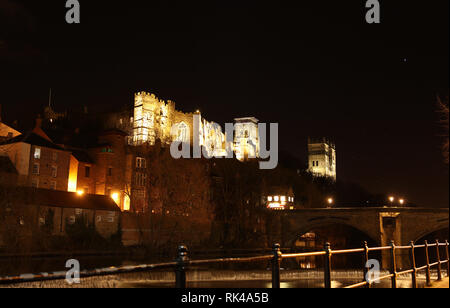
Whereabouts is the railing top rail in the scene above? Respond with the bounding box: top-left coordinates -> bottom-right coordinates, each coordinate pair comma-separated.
368,246 -> 392,252
283,251 -> 326,258
331,248 -> 365,255
188,255 -> 273,266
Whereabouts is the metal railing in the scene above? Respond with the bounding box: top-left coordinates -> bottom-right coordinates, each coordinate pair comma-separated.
0,240 -> 448,288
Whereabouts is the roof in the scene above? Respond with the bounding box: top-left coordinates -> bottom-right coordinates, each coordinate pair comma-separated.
234,117 -> 259,124
0,131 -> 66,151
99,128 -> 128,137
22,188 -> 121,212
70,149 -> 94,163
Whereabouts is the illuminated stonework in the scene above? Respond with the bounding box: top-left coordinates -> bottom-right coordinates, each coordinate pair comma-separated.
307,137 -> 336,181
234,117 -> 259,161
131,92 -> 257,160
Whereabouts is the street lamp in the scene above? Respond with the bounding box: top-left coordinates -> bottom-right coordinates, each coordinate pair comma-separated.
389,196 -> 395,203
327,198 -> 334,207
399,199 -> 405,206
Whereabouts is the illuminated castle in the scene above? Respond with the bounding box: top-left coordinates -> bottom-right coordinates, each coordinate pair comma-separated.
307,137 -> 336,181
131,92 -> 258,160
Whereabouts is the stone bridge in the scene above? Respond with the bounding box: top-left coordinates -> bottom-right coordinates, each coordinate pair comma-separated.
267,207 -> 449,249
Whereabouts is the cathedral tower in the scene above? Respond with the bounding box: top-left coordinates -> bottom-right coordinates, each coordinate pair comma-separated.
308,137 -> 336,181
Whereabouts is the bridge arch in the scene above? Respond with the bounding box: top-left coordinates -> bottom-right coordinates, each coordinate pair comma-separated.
285,219 -> 380,249
413,224 -> 449,244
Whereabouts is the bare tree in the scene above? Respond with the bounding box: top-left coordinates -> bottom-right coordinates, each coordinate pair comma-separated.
437,96 -> 449,164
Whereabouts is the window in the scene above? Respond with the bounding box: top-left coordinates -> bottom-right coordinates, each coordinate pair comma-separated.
31,178 -> 39,188
34,148 -> 41,159
316,161 -> 319,167
274,196 -> 280,202
85,166 -> 90,178
101,147 -> 114,153
32,163 -> 40,175
84,187 -> 89,194
106,188 -> 112,196
175,122 -> 189,143
267,196 -> 273,202
135,172 -> 147,186
68,216 -> 76,225
107,167 -> 112,177
136,157 -> 146,169
50,181 -> 57,190
51,165 -> 58,178
52,152 -> 58,161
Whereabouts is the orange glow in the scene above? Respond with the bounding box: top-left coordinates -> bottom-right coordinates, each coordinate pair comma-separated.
327,198 -> 334,205
389,196 -> 395,203
123,195 -> 131,211
77,190 -> 84,196
68,155 -> 79,192
111,193 -> 120,204
399,199 -> 405,205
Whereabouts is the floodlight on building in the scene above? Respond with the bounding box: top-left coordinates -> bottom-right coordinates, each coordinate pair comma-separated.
111,193 -> 120,204
77,190 -> 84,196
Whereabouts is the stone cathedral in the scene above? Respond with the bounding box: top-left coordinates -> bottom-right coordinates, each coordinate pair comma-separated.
130,92 -> 259,160
307,137 -> 336,181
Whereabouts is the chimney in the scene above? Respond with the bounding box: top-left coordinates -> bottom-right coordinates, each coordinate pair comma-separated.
35,114 -> 43,129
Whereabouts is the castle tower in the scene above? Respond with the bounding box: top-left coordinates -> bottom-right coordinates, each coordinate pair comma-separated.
234,117 -> 259,161
308,137 -> 336,181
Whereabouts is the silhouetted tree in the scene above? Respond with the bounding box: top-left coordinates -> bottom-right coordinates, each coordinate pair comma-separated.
437,96 -> 449,164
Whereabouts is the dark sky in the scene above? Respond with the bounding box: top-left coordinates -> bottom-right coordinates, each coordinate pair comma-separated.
0,1 -> 448,207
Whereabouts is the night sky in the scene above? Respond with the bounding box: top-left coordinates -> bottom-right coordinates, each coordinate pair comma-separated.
0,1 -> 448,207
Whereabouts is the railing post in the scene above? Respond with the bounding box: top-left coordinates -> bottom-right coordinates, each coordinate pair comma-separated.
363,241 -> 371,288
390,241 -> 397,289
271,243 -> 282,289
409,241 -> 417,288
446,240 -> 449,277
435,239 -> 442,281
424,240 -> 431,286
324,242 -> 332,289
175,245 -> 189,288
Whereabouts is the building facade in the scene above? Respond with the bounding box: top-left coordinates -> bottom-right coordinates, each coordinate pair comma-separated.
130,92 -> 258,160
307,137 -> 336,181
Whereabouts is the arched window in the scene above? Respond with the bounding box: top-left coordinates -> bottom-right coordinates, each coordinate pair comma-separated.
175,122 -> 189,143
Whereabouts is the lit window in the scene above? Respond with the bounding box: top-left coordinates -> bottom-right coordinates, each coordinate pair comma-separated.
34,148 -> 41,159
274,196 -> 280,202
267,196 -> 273,202
281,196 -> 286,202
